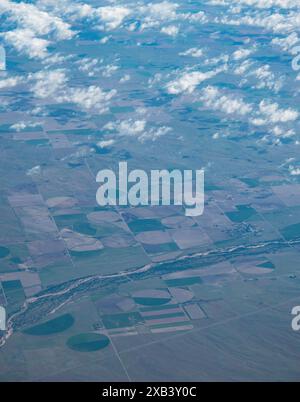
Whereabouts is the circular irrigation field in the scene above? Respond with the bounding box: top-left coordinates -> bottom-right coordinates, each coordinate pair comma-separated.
67,333 -> 110,352
23,314 -> 75,336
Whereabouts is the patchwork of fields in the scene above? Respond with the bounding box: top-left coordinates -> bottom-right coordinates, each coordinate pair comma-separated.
1,0 -> 300,381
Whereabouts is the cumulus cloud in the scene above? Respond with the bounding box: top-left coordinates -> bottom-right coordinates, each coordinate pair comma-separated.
10,121 -> 41,132
36,0 -> 131,31
204,54 -> 229,66
30,70 -> 68,98
179,48 -> 204,58
139,1 -> 179,23
36,0 -> 94,21
232,51 -> 283,93
166,67 -> 224,94
58,86 -> 116,113
95,6 -> 131,30
105,119 -> 146,135
252,100 -> 299,125
3,29 -> 50,59
270,126 -> 295,138
289,165 -> 300,175
232,48 -> 254,60
26,165 -> 42,177
161,25 -> 179,37
97,139 -> 115,148
200,86 -> 253,115
0,0 -> 73,39
104,119 -> 171,142
1,0 -> 74,59
77,58 -> 101,77
272,32 -> 299,51
210,0 -> 300,9
138,1 -> 207,31
20,0 -> 208,41
0,76 -> 22,89
102,64 -> 119,78
29,69 -> 116,114
216,6 -> 300,35
234,59 -> 254,75
252,65 -> 283,92
120,74 -> 130,83
1,0 -> 298,151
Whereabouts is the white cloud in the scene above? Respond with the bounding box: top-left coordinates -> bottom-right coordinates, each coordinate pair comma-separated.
0,0 -> 73,40
100,36 -> 111,44
30,69 -> 68,98
104,119 -> 171,142
166,68 -> 224,94
179,48 -> 204,58
217,8 -> 300,35
37,1 -> 131,32
210,0 -> 300,9
234,59 -> 254,75
252,100 -> 299,125
1,0 -> 74,59
120,74 -> 130,83
36,0 -> 93,20
161,25 -> 179,37
105,119 -> 146,135
77,58 -> 100,77
138,1 -> 207,31
3,29 -> 50,59
252,65 -> 283,92
204,54 -> 229,66
272,32 -> 299,51
10,121 -> 41,132
30,69 -> 116,114
182,11 -> 207,23
58,86 -> 116,114
43,53 -> 71,66
97,139 -> 115,148
232,48 -> 254,60
289,166 -> 300,175
139,2 -> 179,21
200,86 -> 253,115
271,125 -> 295,138
95,6 -> 131,30
102,64 -> 119,78
0,76 -> 22,89
26,165 -> 42,177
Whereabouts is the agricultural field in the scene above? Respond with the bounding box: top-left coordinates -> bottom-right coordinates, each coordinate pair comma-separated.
1,0 -> 300,382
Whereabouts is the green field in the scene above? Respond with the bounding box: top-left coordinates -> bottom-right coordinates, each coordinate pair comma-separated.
67,333 -> 110,352
127,219 -> 165,233
281,223 -> 300,241
23,314 -> 75,336
133,296 -> 171,306
226,205 -> 258,223
0,246 -> 9,258
2,280 -> 25,315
